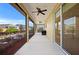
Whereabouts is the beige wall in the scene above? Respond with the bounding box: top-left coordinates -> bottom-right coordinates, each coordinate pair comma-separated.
45,13 -> 55,42
45,4 -> 61,43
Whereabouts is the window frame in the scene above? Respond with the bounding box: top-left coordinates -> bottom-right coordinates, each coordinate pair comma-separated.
10,3 -> 27,41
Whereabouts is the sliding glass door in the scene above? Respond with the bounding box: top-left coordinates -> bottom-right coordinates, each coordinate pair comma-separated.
62,3 -> 79,54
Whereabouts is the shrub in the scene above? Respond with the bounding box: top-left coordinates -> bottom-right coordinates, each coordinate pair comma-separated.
6,28 -> 18,33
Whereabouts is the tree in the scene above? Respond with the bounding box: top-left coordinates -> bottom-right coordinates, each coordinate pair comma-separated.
6,28 -> 18,33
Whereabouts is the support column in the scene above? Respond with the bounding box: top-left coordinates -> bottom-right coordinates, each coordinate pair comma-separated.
26,15 -> 29,42
60,4 -> 64,47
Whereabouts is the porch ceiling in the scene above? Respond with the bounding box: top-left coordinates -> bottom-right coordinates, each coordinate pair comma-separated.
22,3 -> 56,24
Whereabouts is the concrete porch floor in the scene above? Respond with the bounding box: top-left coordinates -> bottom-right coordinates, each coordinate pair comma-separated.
15,33 -> 68,55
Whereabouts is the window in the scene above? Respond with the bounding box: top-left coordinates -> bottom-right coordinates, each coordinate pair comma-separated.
0,3 -> 26,54
29,19 -> 35,39
37,24 -> 45,32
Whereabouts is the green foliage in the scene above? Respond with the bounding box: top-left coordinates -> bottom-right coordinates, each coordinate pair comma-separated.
6,28 -> 18,33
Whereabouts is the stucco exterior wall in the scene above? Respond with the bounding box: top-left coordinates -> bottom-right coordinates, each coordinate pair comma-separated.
45,13 -> 55,43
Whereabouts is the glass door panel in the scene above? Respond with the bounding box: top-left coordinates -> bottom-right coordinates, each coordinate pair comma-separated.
55,9 -> 61,45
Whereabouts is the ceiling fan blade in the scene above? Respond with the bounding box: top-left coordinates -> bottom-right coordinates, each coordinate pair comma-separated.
41,9 -> 47,12
36,7 -> 41,10
41,12 -> 45,15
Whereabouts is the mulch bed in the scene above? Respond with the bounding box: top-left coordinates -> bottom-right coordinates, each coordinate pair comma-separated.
1,38 -> 27,55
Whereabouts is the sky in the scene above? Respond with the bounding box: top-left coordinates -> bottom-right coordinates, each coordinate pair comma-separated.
64,17 -> 75,25
29,20 -> 33,27
0,3 -> 25,25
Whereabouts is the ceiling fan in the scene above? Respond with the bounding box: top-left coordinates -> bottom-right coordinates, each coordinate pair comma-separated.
32,7 -> 47,16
